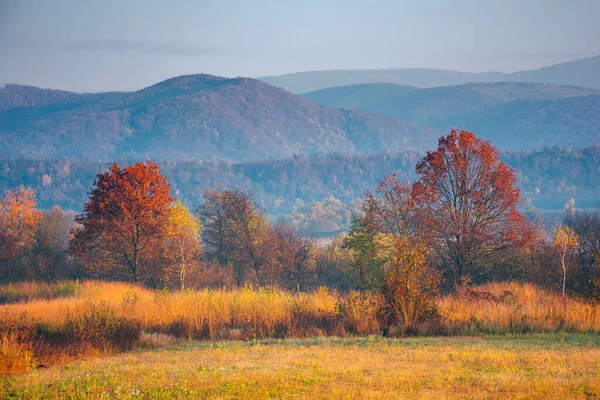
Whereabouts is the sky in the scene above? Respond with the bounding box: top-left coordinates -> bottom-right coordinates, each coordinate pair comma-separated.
0,0 -> 599,92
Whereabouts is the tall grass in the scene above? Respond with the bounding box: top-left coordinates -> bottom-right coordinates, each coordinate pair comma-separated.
0,280 -> 82,304
1,280 -> 599,374
440,282 -> 600,334
0,334 -> 35,374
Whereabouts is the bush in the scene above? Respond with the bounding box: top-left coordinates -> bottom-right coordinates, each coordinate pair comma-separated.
379,246 -> 440,329
58,302 -> 141,354
337,292 -> 380,335
52,280 -> 82,298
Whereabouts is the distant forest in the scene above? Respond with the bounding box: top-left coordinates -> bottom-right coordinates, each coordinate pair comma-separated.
1,145 -> 598,226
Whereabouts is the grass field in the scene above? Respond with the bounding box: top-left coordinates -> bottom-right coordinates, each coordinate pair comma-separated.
2,281 -> 600,398
2,280 -> 600,377
2,335 -> 600,399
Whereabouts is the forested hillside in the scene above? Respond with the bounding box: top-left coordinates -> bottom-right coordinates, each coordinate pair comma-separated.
0,75 -> 438,161
304,82 -> 600,150
1,145 -> 598,216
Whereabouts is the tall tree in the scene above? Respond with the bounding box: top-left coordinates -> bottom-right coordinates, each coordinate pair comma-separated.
197,189 -> 232,266
29,206 -> 76,282
222,190 -> 270,284
413,130 -> 531,284
267,223 -> 316,290
344,175 -> 420,291
198,190 -> 269,285
564,209 -> 600,296
70,161 -> 174,283
363,175 -> 421,240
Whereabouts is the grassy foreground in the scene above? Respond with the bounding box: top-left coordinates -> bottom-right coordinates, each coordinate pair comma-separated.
2,335 -> 600,399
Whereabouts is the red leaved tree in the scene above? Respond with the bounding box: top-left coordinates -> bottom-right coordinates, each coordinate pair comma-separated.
413,130 -> 531,285
70,161 -> 174,283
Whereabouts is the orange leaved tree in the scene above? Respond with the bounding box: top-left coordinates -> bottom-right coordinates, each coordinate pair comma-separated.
413,130 -> 531,285
0,187 -> 42,279
70,161 -> 174,283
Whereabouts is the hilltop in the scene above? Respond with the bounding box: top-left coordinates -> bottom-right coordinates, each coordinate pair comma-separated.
0,75 -> 438,161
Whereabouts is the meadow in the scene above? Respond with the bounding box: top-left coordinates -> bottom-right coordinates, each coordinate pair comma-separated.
1,280 -> 600,377
2,335 -> 600,399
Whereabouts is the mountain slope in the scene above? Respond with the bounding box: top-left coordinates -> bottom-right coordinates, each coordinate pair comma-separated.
0,75 -> 439,161
463,95 -> 600,149
262,69 -> 505,95
303,82 -> 600,150
304,82 -> 598,124
261,55 -> 600,93
509,55 -> 600,89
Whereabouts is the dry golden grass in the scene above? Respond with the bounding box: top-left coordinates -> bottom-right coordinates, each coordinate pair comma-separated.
1,280 -> 600,376
2,336 -> 599,399
0,334 -> 34,375
0,280 -> 82,303
440,282 -> 600,333
2,281 -> 599,337
0,282 -> 346,339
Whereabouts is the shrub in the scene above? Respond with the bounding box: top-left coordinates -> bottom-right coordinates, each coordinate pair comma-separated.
378,241 -> 440,329
52,280 -> 82,298
0,284 -> 19,304
337,292 -> 380,335
59,301 -> 141,354
0,281 -> 82,304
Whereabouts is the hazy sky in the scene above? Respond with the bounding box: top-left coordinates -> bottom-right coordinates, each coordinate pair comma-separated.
0,0 -> 598,92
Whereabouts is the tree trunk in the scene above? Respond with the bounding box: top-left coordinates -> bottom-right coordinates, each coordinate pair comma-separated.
179,239 -> 186,291
561,251 -> 567,298
454,260 -> 464,287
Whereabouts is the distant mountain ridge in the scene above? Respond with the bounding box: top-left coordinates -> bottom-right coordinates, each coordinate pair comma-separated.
261,55 -> 600,93
303,82 -> 600,150
465,94 -> 600,149
0,75 -> 439,161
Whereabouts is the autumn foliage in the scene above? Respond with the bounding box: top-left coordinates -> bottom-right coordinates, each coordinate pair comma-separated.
0,131 -> 598,333
70,162 -> 175,284
4,131 -> 600,377
356,175 -> 439,327
344,131 -> 534,327
199,189 -> 315,289
413,130 -> 531,284
0,187 -> 42,265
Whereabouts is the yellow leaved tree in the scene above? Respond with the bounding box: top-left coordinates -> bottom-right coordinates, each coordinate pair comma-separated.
165,200 -> 202,290
552,225 -> 579,297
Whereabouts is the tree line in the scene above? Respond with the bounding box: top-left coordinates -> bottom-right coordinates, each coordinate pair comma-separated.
1,131 -> 599,325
